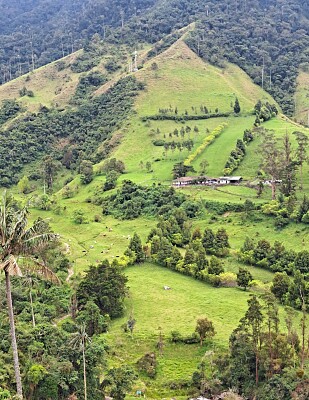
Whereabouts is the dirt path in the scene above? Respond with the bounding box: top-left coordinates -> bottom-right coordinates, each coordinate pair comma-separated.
66,267 -> 74,282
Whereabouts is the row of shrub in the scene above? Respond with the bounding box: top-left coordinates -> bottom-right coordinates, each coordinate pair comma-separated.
184,123 -> 228,166
222,127 -> 256,175
142,112 -> 231,122
254,100 -> 278,126
203,199 -> 258,215
238,236 -> 309,276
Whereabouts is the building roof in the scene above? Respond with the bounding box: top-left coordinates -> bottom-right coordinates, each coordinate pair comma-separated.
174,176 -> 196,182
219,176 -> 242,180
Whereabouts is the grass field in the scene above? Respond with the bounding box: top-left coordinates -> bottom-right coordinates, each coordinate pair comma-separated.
113,39 -> 277,184
295,68 -> 309,125
103,263 -> 300,398
2,34 -> 309,399
106,263 -> 257,396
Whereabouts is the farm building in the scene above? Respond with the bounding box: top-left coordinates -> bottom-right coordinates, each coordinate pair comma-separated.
173,176 -> 242,187
219,176 -> 243,184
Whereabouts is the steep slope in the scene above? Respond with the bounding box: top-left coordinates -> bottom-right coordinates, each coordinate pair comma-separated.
295,68 -> 309,125
112,38 -> 278,181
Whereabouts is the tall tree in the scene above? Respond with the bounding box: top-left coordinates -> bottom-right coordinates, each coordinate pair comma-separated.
70,324 -> 91,400
41,156 -> 61,193
280,133 -> 297,197
242,295 -> 264,385
293,131 -> 308,190
0,192 -> 59,399
260,133 -> 283,200
234,98 -> 241,114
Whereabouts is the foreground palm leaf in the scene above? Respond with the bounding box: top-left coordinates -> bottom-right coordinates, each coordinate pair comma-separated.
0,191 -> 59,399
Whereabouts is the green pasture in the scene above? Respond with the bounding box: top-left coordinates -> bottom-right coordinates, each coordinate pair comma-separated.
104,263 -> 300,398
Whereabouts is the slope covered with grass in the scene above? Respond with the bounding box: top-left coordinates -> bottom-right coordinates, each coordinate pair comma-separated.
295,68 -> 309,125
113,39 -> 276,182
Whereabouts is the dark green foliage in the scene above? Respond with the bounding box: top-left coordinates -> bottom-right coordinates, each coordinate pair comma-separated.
271,272 -> 290,303
1,1 -> 308,119
126,233 -> 145,263
72,71 -> 107,103
233,98 -> 240,114
79,160 -> 94,184
170,330 -> 200,344
236,268 -> 253,291
202,228 -> 230,257
19,87 -> 34,97
0,76 -> 143,186
172,162 -> 196,179
186,1 -> 309,115
144,111 -> 231,121
238,236 -> 309,277
195,317 -> 216,345
0,99 -> 22,125
254,101 -> 278,126
102,366 -> 137,400
101,158 -> 126,174
76,259 -> 128,318
219,296 -> 301,399
208,256 -> 224,275
0,266 -> 107,399
243,129 -> 253,144
104,58 -> 121,72
99,180 -> 188,219
103,170 -> 119,191
0,0 -> 157,81
204,200 -> 254,215
76,301 -> 109,336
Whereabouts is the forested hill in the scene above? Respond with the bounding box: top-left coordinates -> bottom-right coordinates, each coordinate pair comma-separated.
0,0 -> 309,116
0,0 -> 157,80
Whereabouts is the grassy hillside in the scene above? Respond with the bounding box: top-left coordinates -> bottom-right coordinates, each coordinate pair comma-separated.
0,53 -> 82,112
2,34 -> 309,399
295,68 -> 309,125
113,39 -> 276,182
104,263 -> 301,399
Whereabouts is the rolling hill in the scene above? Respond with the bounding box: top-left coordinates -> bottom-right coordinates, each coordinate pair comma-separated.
1,16 -> 309,400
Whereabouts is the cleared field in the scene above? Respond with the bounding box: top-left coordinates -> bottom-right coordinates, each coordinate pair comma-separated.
105,263 -> 300,398
295,69 -> 309,125
113,39 -> 275,183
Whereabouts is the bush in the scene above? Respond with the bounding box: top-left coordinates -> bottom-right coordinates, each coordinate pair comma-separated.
137,353 -> 157,378
72,209 -> 87,224
184,123 -> 228,166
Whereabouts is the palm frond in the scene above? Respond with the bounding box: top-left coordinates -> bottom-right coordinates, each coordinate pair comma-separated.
7,208 -> 28,247
0,255 -> 22,277
29,259 -> 61,285
21,218 -> 51,240
21,233 -> 59,254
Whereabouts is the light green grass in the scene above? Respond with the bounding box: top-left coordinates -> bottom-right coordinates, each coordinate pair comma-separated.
295,69 -> 309,125
192,115 -> 256,176
104,263 -> 300,398
113,40 -> 276,184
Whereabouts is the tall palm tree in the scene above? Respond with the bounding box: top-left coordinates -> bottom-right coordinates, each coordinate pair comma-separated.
0,192 -> 59,399
70,324 -> 91,400
22,274 -> 39,328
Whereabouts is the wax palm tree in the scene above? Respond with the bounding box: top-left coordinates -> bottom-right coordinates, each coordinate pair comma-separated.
0,192 -> 59,399
70,324 -> 91,400
21,273 -> 39,328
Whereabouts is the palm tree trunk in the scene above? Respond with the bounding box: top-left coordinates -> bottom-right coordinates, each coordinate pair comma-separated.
5,271 -> 23,399
29,289 -> 36,328
82,343 -> 87,400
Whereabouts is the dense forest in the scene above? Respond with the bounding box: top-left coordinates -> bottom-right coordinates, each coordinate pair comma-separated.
0,76 -> 143,186
0,0 -> 308,115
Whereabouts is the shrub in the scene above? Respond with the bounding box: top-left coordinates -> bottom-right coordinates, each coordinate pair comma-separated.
183,123 -> 228,166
